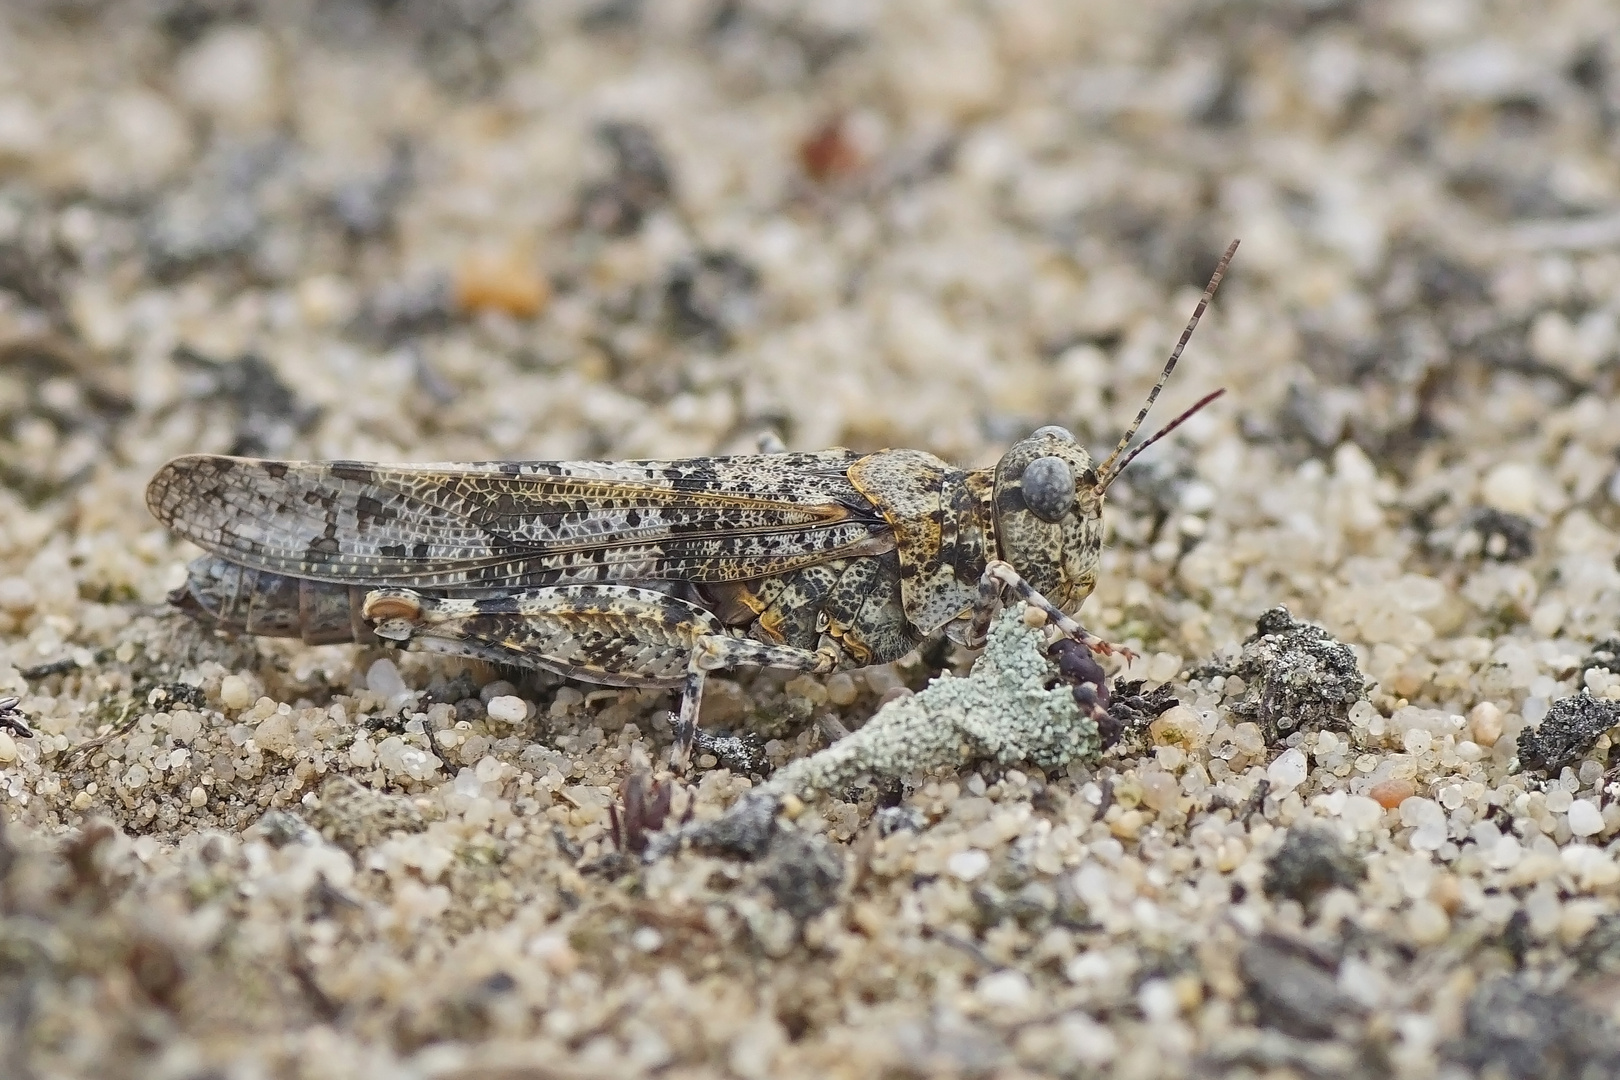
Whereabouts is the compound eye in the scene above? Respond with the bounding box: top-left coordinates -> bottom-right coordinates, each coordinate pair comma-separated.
1031,425 -> 1075,442
1021,455 -> 1075,522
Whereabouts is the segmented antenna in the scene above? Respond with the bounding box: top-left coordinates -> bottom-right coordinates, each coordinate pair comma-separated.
1096,238 -> 1239,487
1097,388 -> 1225,492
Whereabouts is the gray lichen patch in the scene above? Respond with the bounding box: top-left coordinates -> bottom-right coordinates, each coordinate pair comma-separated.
756,829 -> 844,922
1225,607 -> 1366,745
762,607 -> 1100,800
1443,978 -> 1620,1078
1238,933 -> 1365,1042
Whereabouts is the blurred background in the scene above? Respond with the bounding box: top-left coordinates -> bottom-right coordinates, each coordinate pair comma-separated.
2,0 -> 1615,478
3,4 -> 1620,1078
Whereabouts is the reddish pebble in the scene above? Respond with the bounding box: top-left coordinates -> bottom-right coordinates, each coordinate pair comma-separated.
453,250 -> 549,318
799,117 -> 862,182
1368,778 -> 1415,809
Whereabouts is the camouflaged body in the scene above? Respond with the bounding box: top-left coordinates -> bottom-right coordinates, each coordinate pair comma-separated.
364,585 -> 729,686
149,428 -> 1108,682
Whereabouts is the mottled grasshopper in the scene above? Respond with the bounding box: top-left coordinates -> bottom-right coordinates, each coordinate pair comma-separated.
148,242 -> 1237,769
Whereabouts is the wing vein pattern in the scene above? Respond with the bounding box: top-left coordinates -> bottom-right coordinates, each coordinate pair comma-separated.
147,453 -> 894,588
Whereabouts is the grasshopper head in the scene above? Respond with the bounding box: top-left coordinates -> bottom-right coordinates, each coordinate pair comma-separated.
991,426 -> 1104,613
990,239 -> 1240,616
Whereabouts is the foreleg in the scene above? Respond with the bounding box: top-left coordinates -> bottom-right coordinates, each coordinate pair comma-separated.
966,560 -> 1128,659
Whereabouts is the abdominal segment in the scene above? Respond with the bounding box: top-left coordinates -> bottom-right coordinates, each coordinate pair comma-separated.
171,555 -> 377,645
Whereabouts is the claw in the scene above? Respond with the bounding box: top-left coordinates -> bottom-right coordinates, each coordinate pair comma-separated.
669,714 -> 697,775
1064,634 -> 1133,661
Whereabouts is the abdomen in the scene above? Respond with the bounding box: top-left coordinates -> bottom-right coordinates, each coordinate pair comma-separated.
170,555 -> 378,645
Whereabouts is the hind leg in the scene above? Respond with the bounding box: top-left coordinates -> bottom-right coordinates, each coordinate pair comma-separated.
362,585 -> 835,772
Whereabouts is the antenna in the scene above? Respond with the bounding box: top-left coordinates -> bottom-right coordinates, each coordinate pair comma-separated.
1095,238 -> 1239,486
1098,388 -> 1225,492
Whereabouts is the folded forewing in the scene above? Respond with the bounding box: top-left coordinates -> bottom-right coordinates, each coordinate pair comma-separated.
147,452 -> 894,588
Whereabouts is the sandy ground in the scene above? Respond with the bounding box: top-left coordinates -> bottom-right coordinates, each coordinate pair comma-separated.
3,1 -> 1620,1077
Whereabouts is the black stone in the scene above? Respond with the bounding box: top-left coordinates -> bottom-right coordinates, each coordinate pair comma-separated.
875,805 -> 926,836
1516,694 -> 1620,776
1263,824 -> 1366,907
577,121 -> 673,235
691,729 -> 770,777
664,250 -> 759,347
171,348 -> 321,458
1579,637 -> 1620,682
668,790 -> 779,861
1575,911 -> 1620,975
1461,506 -> 1536,561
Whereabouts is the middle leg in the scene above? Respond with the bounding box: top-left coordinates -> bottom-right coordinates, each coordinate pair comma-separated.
670,633 -> 837,773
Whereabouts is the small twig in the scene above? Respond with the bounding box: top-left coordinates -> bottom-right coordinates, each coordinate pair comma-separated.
64,698 -> 142,766
921,925 -> 1002,969
18,658 -> 77,681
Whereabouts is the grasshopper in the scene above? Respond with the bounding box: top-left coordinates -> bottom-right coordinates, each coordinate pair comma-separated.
147,241 -> 1237,770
